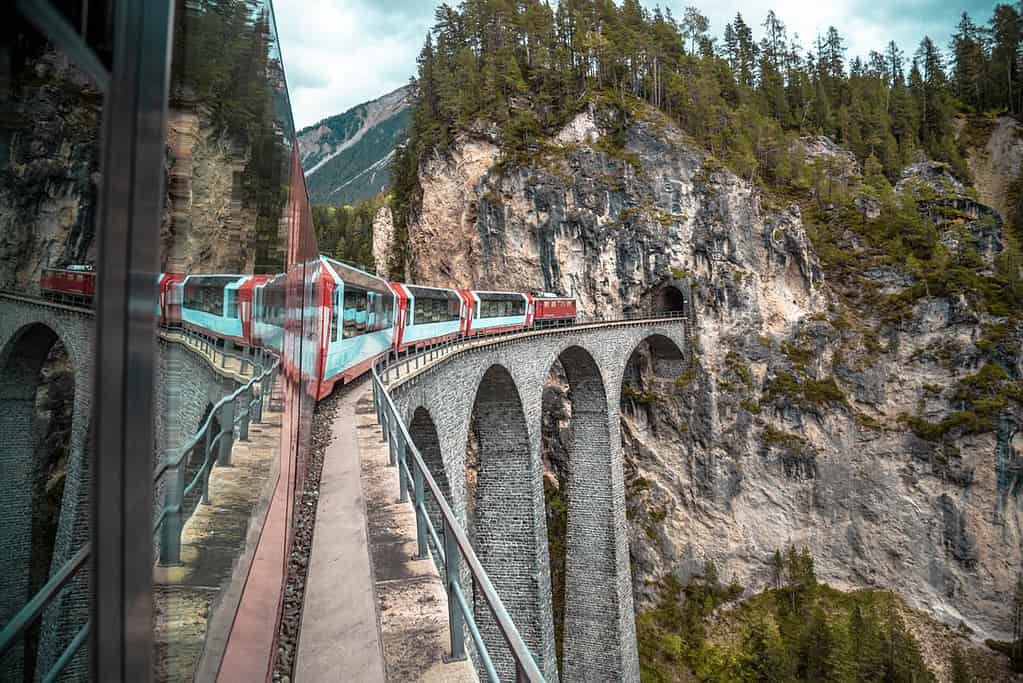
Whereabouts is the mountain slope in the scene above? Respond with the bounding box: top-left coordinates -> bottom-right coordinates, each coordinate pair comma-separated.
297,85 -> 413,205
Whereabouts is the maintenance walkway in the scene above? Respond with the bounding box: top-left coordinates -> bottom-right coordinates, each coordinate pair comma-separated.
295,383 -> 474,681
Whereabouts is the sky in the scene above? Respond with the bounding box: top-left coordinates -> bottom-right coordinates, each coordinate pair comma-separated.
274,0 -> 1002,131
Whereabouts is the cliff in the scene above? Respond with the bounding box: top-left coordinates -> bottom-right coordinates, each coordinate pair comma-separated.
160,107 -> 263,274
394,102 -> 1023,659
0,50 -> 101,292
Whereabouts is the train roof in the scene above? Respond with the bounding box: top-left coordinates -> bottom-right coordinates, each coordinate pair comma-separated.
321,256 -> 391,293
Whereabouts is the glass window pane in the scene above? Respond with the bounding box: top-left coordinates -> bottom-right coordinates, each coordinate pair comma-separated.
151,2 -> 325,680
0,14 -> 103,680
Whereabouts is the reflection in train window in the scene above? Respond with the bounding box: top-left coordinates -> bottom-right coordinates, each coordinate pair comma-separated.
478,294 -> 526,319
184,277 -> 238,316
343,286 -> 368,339
225,288 -> 239,319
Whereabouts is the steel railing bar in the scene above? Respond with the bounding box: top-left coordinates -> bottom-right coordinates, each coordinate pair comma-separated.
0,543 -> 90,657
15,0 -> 112,92
419,501 -> 445,566
41,619 -> 90,683
452,581 -> 499,683
153,355 -> 279,481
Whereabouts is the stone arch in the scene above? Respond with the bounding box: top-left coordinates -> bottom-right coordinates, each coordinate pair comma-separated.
617,331 -> 691,453
622,334 -> 688,391
0,322 -> 77,679
408,405 -> 452,560
467,364 -> 544,680
547,344 -> 629,681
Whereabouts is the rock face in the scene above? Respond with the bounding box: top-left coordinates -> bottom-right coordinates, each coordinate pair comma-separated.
160,108 -> 261,274
0,50 -> 102,292
405,105 -> 1023,644
371,206 -> 395,277
966,116 -> 1023,224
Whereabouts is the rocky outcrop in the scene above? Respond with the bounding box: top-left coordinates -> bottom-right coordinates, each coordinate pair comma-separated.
371,205 -> 395,277
410,137 -> 500,288
0,50 -> 101,292
160,108 -> 260,274
965,116 -> 1023,224
404,104 -> 1023,648
897,161 -> 1005,268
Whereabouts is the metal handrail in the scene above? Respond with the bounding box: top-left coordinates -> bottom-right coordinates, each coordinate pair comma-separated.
0,543 -> 90,658
152,343 -> 280,565
152,352 -> 276,481
371,362 -> 545,683
0,545 -> 90,682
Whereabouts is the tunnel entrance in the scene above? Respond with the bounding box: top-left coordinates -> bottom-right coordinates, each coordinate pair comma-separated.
652,284 -> 686,315
0,323 -> 75,681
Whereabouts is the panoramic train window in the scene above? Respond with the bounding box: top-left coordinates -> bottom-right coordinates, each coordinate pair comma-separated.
367,291 -> 378,331
409,287 -> 459,325
0,10 -> 104,679
478,293 -> 526,319
225,287 -> 239,319
184,277 -> 237,316
343,286 -> 368,339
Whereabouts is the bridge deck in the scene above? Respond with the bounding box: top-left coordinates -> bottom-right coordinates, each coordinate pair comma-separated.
295,384 -> 475,682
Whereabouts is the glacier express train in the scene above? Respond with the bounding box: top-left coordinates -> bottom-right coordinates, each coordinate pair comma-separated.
46,258 -> 577,399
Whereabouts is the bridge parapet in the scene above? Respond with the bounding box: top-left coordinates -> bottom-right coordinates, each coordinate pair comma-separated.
373,314 -> 689,683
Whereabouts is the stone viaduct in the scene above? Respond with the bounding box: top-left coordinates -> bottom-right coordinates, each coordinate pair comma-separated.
0,294 -> 245,679
386,318 -> 689,682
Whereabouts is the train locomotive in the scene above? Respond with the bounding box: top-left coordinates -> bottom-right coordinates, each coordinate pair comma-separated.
42,258 -> 577,399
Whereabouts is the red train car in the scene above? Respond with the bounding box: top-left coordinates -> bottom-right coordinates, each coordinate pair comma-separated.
40,266 -> 95,304
158,273 -> 186,326
532,294 -> 577,327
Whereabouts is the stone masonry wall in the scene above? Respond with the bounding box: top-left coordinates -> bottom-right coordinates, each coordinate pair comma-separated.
386,321 -> 688,683
0,298 -> 92,681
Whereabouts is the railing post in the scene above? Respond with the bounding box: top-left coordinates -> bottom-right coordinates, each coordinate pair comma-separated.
444,518 -> 466,661
413,464 -> 428,560
158,463 -> 185,566
202,428 -> 215,504
219,400 -> 235,467
374,380 -> 384,431
238,389 -> 251,442
387,417 -> 397,467
397,436 -> 408,503
253,382 -> 264,424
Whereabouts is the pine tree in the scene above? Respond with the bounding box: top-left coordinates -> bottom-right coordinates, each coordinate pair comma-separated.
772,549 -> 785,590
950,12 -> 987,110
681,7 -> 709,57
990,4 -> 1023,114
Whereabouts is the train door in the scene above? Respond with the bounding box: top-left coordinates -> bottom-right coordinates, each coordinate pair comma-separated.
457,289 -> 474,336
389,283 -> 408,350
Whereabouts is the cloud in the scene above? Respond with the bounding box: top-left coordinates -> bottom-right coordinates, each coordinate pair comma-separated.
274,0 -> 436,129
273,0 -> 1001,130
